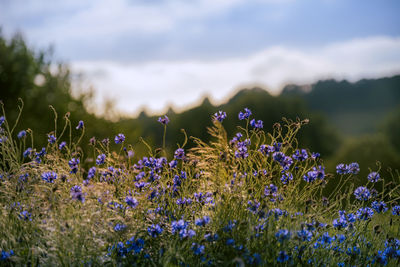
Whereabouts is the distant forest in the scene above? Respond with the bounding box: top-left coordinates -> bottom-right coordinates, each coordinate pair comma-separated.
1,32 -> 400,186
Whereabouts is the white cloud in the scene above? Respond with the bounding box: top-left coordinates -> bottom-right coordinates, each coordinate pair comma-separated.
1,0 -> 245,43
1,0 -> 297,59
71,36 -> 400,116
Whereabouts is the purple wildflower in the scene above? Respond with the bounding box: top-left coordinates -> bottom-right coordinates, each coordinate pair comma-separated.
158,115 -> 170,125
114,133 -> 125,144
213,111 -> 227,122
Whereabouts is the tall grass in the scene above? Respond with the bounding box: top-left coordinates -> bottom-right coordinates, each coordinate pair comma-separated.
0,102 -> 399,266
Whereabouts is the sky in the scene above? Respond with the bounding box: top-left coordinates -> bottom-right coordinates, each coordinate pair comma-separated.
1,0 -> 400,116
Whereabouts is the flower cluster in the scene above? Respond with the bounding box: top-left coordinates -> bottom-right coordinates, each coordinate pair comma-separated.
158,115 -> 170,125
68,158 -> 80,174
41,171 -> 57,183
213,111 -> 227,122
336,162 -> 360,175
70,185 -> 85,203
238,108 -> 252,120
2,108 -> 400,266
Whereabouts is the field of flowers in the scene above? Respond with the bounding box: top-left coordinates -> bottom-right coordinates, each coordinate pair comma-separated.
0,102 -> 399,266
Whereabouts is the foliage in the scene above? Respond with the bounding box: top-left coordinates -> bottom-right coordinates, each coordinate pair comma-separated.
282,76 -> 400,135
0,31 -> 120,153
127,89 -> 341,158
384,107 -> 400,154
1,105 -> 399,266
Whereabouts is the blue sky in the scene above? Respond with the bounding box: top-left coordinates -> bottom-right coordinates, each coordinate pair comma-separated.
1,0 -> 400,115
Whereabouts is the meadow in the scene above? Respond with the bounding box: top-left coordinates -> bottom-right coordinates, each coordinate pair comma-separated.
0,102 -> 399,266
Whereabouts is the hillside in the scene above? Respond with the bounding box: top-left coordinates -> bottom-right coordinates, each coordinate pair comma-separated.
281,76 -> 400,135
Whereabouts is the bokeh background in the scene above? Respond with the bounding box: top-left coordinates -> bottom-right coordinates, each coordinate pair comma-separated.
1,0 -> 400,184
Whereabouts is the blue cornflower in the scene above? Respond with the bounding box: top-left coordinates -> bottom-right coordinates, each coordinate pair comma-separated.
354,186 -> 371,201
356,207 -> 374,220
313,165 -> 325,180
277,251 -> 289,263
333,217 -> 348,229
281,156 -> 293,171
135,181 -> 150,190
280,172 -> 293,184
48,134 -> 56,144
41,171 -> 57,183
348,162 -> 360,174
171,219 -> 187,234
367,172 -> 380,183
303,170 -> 317,183
226,239 -> 235,246
76,120 -> 84,130
338,210 -> 356,223
275,229 -> 291,243
346,246 -> 360,256
320,232 -> 332,245
23,148 -> 32,158
171,220 -> 195,239
96,154 -> 106,165
247,200 -> 260,213
297,229 -> 313,242
311,152 -> 320,159
34,148 -> 46,163
0,250 -> 14,261
158,115 -> 169,125
70,185 -> 85,203
223,220 -> 237,232
273,152 -> 285,163
59,141 -> 66,150
273,142 -> 282,152
17,130 -> 26,139
126,237 -> 144,254
114,133 -> 125,144
195,216 -> 211,227
230,132 -> 243,145
36,147 -> 46,157
114,223 -> 127,231
125,196 -> 138,208
375,250 -> 388,265
392,205 -> 400,216
19,210 -> 32,221
292,149 -> 308,161
371,201 -> 388,213
204,233 -> 219,242
235,139 -> 250,159
18,173 -> 29,183
250,119 -> 263,129
0,116 -> 4,126
335,234 -> 346,243
273,152 -> 293,170
187,229 -> 196,238
347,213 -> 356,223
169,160 -> 177,168
268,208 -> 288,220
336,164 -> 349,174
68,158 -> 80,174
258,144 -> 269,155
174,148 -> 185,159
238,108 -> 252,120
213,111 -> 227,122
87,167 -> 96,179
264,184 -> 278,196
148,224 -> 163,237
191,243 -> 205,255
